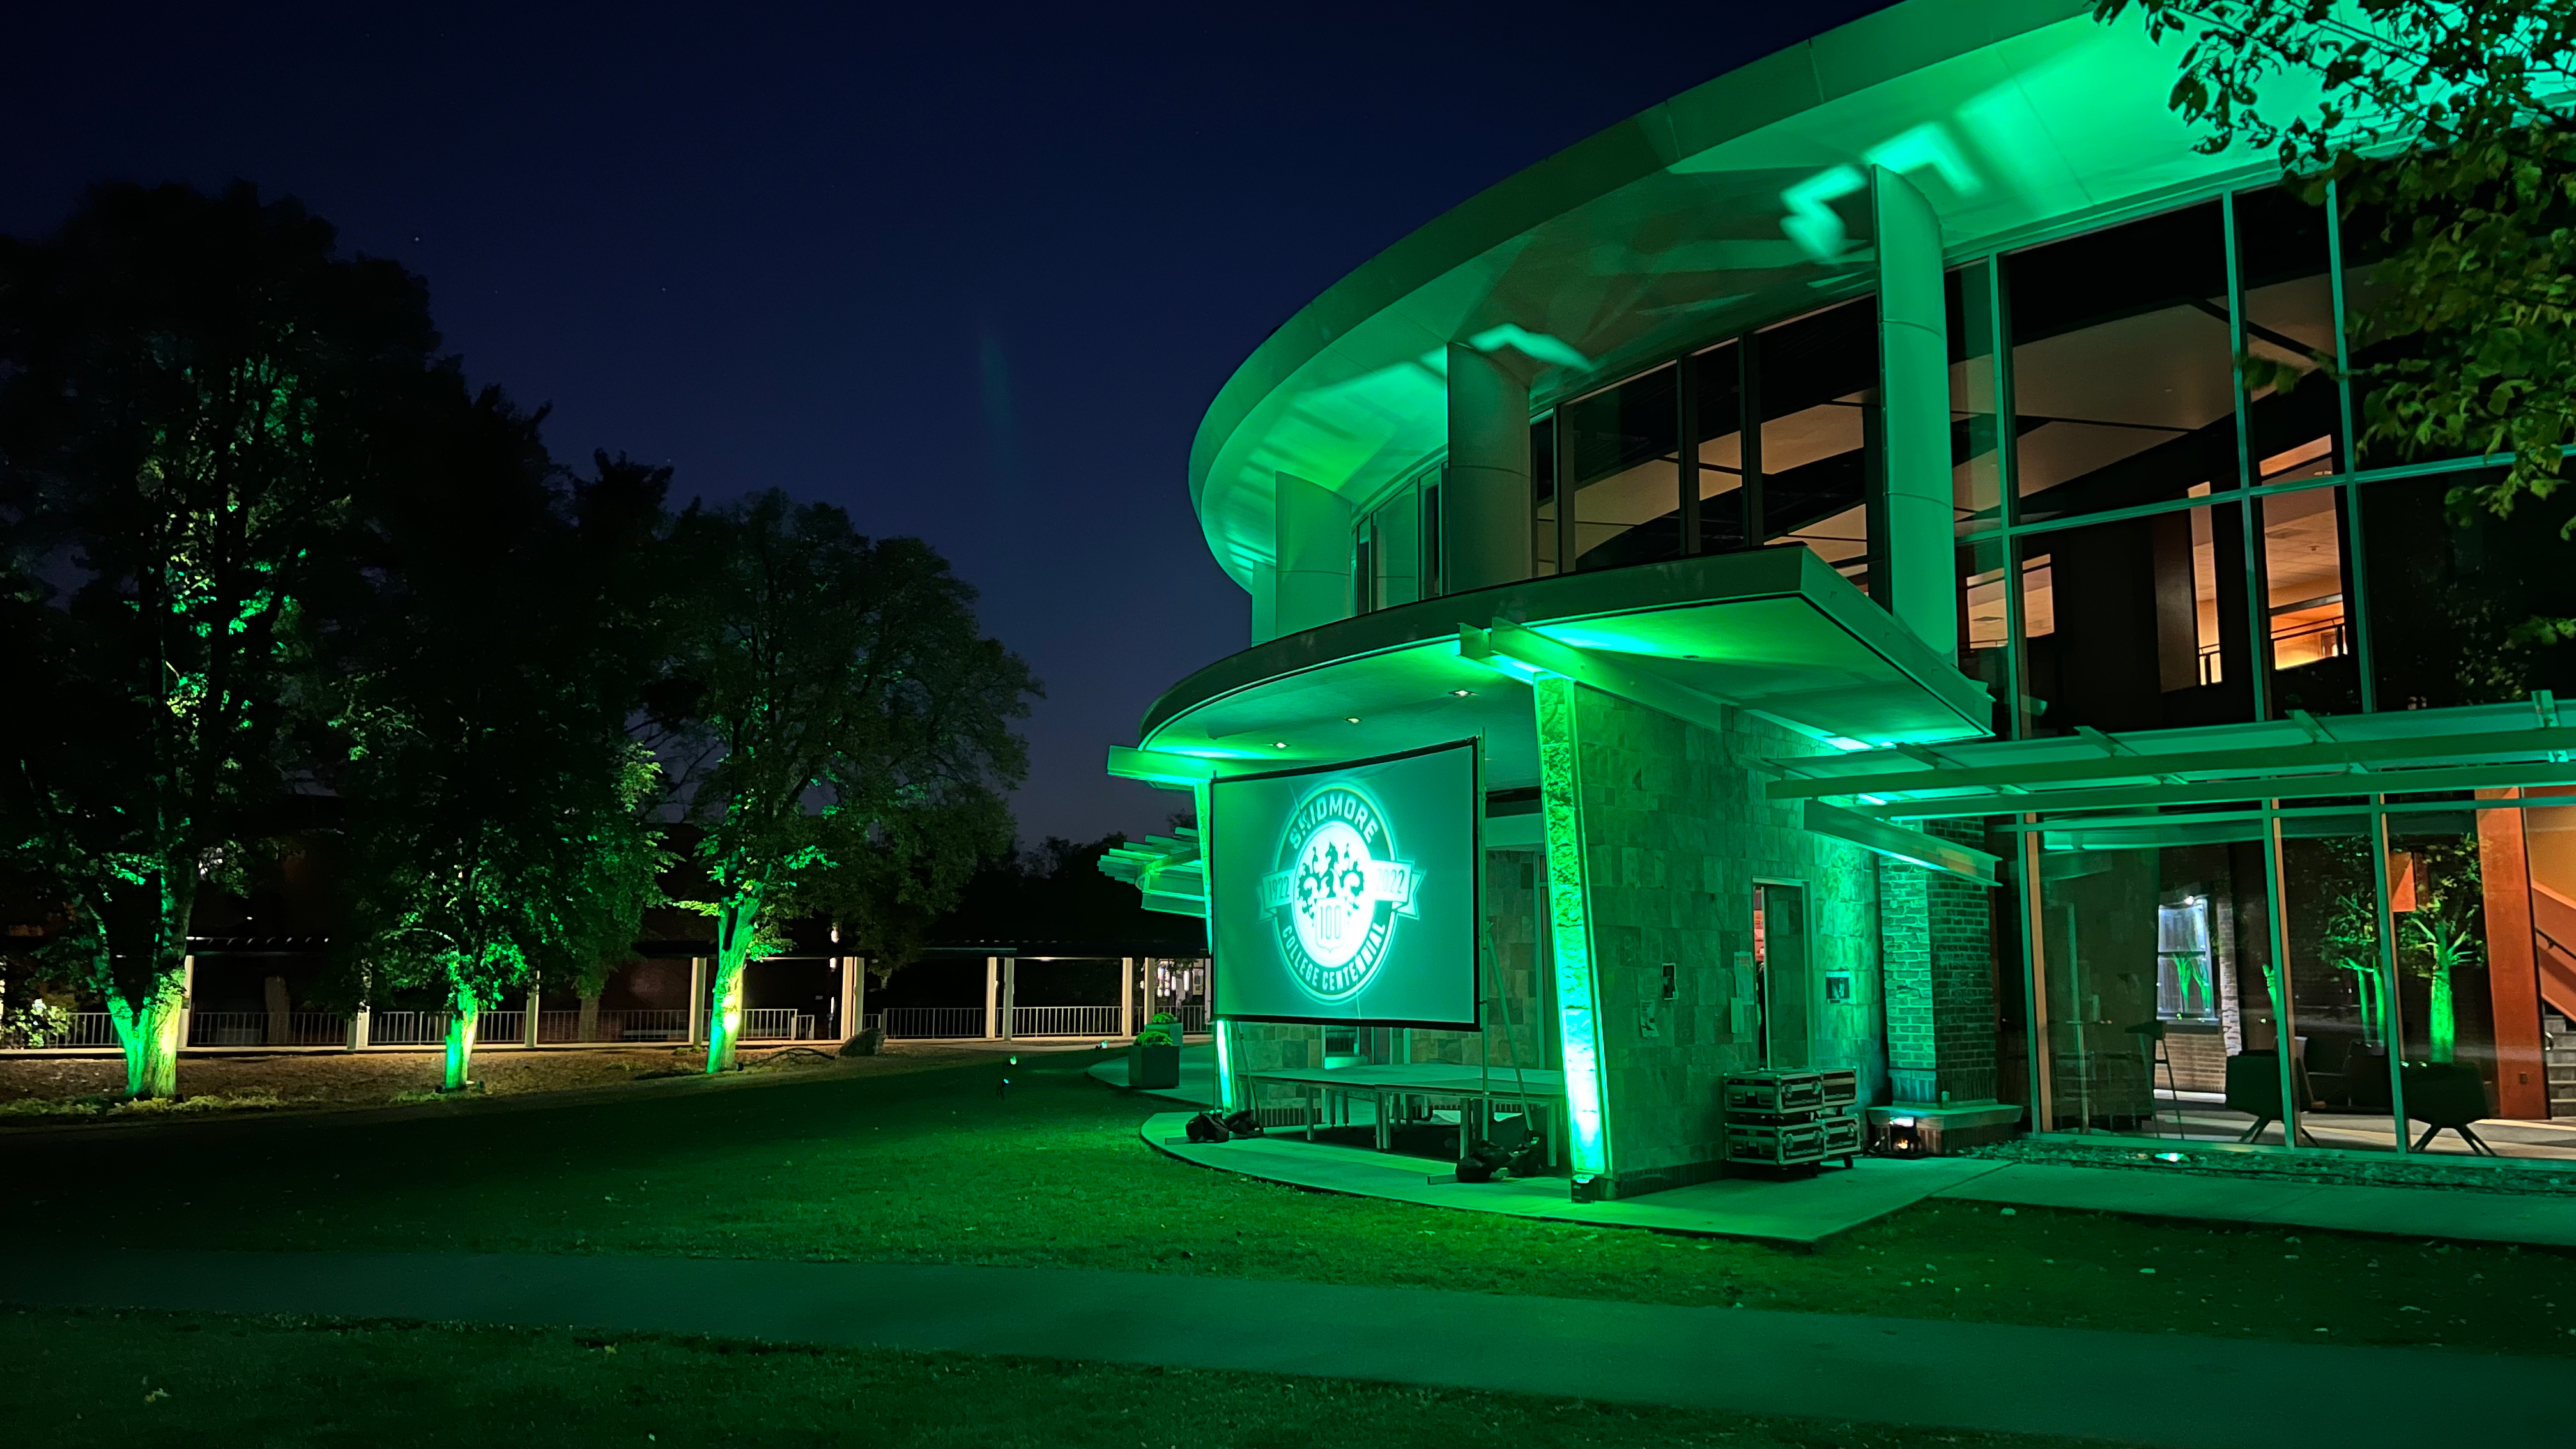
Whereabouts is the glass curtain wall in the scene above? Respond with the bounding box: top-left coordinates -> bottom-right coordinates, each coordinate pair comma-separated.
1560,364 -> 1683,572
1692,341 -> 1748,554
1756,298 -> 1880,587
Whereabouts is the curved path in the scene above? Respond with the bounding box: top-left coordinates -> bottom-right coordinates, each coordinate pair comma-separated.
8,1248 -> 2573,1449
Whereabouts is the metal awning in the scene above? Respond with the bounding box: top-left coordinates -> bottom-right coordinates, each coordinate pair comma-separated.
1766,694 -> 2576,818
1097,831 -> 1208,919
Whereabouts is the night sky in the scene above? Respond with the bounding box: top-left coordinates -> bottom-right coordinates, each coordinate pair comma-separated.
4,1 -> 1894,845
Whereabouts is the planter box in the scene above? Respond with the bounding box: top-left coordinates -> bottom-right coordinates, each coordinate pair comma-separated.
1130,1041 -> 1181,1089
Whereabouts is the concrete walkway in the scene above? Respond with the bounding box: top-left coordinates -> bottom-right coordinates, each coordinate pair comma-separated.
1140,1110 -> 2002,1244
9,1249 -> 2572,1449
1940,1161 -> 2576,1248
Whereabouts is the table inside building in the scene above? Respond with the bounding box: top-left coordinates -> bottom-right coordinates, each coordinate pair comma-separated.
1242,1062 -> 1566,1165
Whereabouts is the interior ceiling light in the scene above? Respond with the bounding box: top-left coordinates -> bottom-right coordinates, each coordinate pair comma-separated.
1344,716 -> 1361,723
1272,741 -> 1288,748
1450,688 -> 1475,698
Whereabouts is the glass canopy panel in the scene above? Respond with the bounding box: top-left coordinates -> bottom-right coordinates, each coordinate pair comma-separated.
1562,365 -> 1683,572
2007,201 -> 2238,525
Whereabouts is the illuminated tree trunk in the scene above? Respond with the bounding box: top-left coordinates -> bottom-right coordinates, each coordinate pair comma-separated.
704,888 -> 761,1074
442,986 -> 482,1091
106,983 -> 184,1100
2429,967 -> 2455,1064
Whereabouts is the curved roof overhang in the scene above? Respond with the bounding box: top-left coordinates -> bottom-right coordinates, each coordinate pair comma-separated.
1133,546 -> 1991,791
1189,0 -> 2305,590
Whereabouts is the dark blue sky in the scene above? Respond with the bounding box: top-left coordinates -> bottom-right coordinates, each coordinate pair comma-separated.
4,1 -> 1892,845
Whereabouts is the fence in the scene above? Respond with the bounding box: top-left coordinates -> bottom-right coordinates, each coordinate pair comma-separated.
880,1006 -> 986,1039
367,1011 -> 453,1046
1011,1005 -> 1121,1038
742,1008 -> 815,1041
1174,1004 -> 1211,1034
187,1011 -> 349,1047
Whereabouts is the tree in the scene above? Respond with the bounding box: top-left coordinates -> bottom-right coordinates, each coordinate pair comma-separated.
327,383 -> 673,1091
0,183 -> 436,1097
2100,1 -> 2576,539
659,491 -> 1035,1071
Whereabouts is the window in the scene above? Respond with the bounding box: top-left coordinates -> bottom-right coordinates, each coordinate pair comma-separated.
1756,298 -> 1878,585
1560,364 -> 1682,571
2018,500 -> 2253,733
1365,480 -> 1420,610
1690,341 -> 1747,553
2235,185 -> 2344,485
2007,202 -> 2237,525
2258,485 -> 2358,714
1531,414 -> 1559,576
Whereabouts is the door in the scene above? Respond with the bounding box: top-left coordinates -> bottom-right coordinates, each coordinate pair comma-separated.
1756,881 -> 1812,1068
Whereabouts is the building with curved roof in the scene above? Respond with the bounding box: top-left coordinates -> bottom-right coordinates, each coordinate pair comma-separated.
1108,0 -> 2576,1195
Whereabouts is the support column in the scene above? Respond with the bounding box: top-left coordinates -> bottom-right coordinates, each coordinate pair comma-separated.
1119,957 -> 1136,1039
839,956 -> 864,1043
1000,954 -> 1018,1041
1872,165 -> 1956,657
1272,472 -> 1354,637
179,953 -> 195,1050
349,1004 -> 371,1052
1532,673 -> 1612,1194
984,956 -> 999,1040
2478,792 -> 2550,1118
1445,342 -> 1535,594
686,957 -> 707,1048
523,984 -> 540,1049
578,991 -> 601,1044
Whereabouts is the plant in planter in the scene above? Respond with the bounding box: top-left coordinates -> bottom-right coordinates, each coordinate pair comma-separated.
1130,1011 -> 1182,1089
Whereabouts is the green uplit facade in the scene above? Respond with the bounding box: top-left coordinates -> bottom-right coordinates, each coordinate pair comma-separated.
1109,0 -> 2576,1192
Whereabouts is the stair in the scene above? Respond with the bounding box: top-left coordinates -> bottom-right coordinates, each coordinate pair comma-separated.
2548,1014 -> 2576,1121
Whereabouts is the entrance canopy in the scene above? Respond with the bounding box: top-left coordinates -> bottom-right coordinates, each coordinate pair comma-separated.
1767,696 -> 2576,818
1126,547 -> 1991,790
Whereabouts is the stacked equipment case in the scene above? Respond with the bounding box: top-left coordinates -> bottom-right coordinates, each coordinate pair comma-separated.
1722,1068 -> 1862,1171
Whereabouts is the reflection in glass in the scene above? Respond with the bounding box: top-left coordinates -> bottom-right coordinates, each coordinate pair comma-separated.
2358,467 -> 2576,710
2018,502 -> 2253,734
2234,185 -> 2345,486
1756,298 -> 1877,585
1531,415 -> 1558,576
1958,537 -> 2009,731
1561,365 -> 1682,571
2007,202 -> 2238,523
2279,817 -> 2397,1150
1949,264 -> 2003,535
1691,341 -> 1747,554
2504,793 -> 2576,1143
2036,818 -> 2275,1140
1367,480 -> 1420,610
2387,815 -> 2504,1154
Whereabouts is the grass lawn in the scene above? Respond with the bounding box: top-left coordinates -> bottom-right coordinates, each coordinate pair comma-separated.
0,1305 -> 2119,1449
2,1050 -> 2570,1358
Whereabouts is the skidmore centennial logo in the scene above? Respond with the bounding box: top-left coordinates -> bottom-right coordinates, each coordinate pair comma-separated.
1257,783 -> 1420,1004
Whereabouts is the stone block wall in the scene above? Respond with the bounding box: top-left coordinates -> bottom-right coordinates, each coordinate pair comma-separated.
1568,689 -> 1882,1196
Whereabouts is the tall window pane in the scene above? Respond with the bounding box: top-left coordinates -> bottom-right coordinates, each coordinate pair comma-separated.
2358,466 -> 2576,710
2259,485 -> 2359,715
2280,816 -> 2397,1150
1949,264 -> 2004,535
1530,414 -> 1558,576
2017,501 -> 2254,734
1367,480 -> 1420,609
2008,202 -> 2237,524
2339,200 -> 2429,473
1756,297 -> 1877,585
1691,341 -> 1747,553
1561,365 -> 1682,571
2234,185 -> 2345,486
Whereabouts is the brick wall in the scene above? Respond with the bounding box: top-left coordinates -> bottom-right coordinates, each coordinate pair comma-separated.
1926,817 -> 2002,1103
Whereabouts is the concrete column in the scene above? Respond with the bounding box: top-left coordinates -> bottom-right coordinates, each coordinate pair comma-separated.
1444,342 -> 1536,594
839,956 -> 864,1042
1872,165 -> 1956,658
983,956 -> 999,1040
686,958 -> 707,1047
1271,471 -> 1355,637
179,953 -> 195,1050
263,975 -> 291,1047
1119,956 -> 1136,1039
578,991 -> 600,1044
349,1004 -> 371,1052
523,985 -> 540,1048
1000,954 -> 1018,1041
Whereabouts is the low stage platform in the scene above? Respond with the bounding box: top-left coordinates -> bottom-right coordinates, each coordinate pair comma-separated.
1241,1061 -> 1565,1163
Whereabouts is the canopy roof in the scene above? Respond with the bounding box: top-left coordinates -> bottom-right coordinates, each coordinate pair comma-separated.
1767,697 -> 2576,818
1188,0 -> 2301,589
1133,546 -> 1990,790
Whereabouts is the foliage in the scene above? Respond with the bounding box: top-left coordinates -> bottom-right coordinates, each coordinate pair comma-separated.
2101,1 -> 2576,530
1133,1011 -> 1180,1048
0,181 -> 438,1095
654,489 -> 1036,1069
325,394 -> 675,1088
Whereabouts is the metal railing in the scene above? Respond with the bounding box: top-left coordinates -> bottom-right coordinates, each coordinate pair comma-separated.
187,1011 -> 349,1047
880,1006 -> 986,1039
476,1009 -> 526,1045
14,1011 -> 120,1048
742,1008 -> 814,1040
1011,1005 -> 1120,1038
367,1011 -> 454,1046
1173,1004 -> 1211,1034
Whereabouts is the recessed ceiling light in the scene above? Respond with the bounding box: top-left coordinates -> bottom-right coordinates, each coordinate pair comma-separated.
1450,689 -> 1474,698
1272,741 -> 1288,749
1344,716 -> 1361,724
